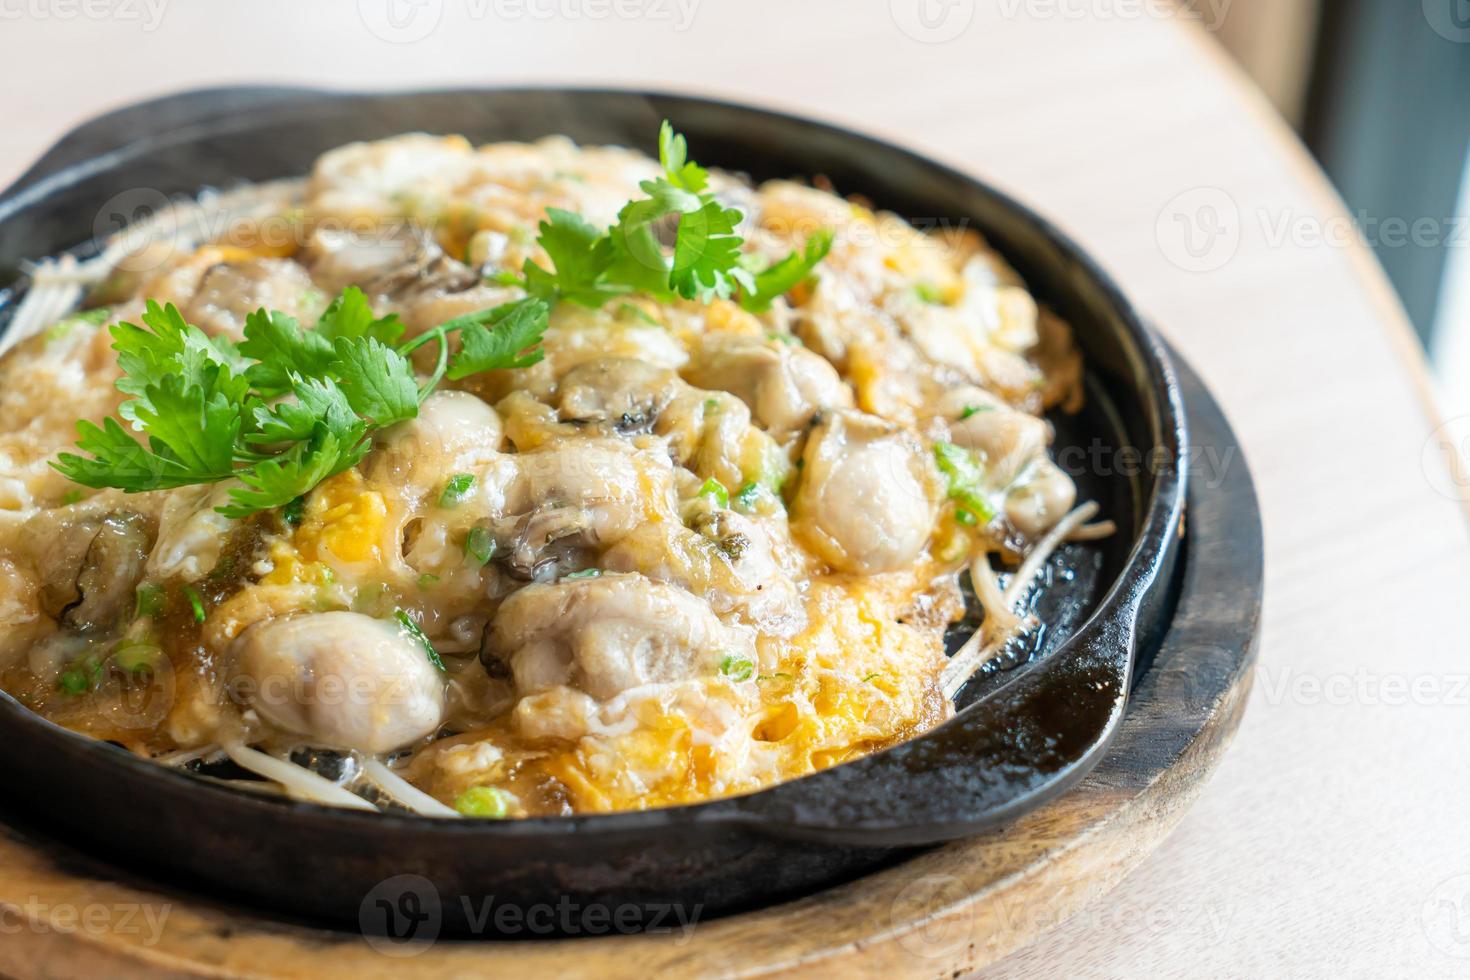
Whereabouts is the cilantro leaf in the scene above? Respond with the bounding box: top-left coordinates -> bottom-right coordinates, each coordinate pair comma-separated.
110,301 -> 233,398
54,124 -> 835,523
446,298 -> 549,379
670,199 -> 747,300
658,119 -> 709,194
522,209 -> 621,307
238,308 -> 335,397
249,375 -> 359,445
129,373 -> 242,478
54,417 -> 205,492
315,285 -> 405,345
601,180 -> 698,296
740,228 -> 834,312
330,337 -> 419,426
221,425 -> 368,519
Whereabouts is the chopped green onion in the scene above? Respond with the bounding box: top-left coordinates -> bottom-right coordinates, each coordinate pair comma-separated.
438,473 -> 475,508
58,656 -> 102,695
182,586 -> 206,624
417,573 -> 441,590
134,583 -> 166,618
959,405 -> 994,420
563,568 -> 601,580
464,526 -> 496,565
58,669 -> 90,696
862,672 -> 881,684
698,478 -> 730,509
454,786 -> 514,818
733,481 -> 763,512
719,651 -> 755,682
617,303 -> 661,327
394,608 -> 445,671
914,282 -> 945,305
46,307 -> 111,343
933,442 -> 996,524
113,639 -> 162,674
954,509 -> 977,527
282,496 -> 306,526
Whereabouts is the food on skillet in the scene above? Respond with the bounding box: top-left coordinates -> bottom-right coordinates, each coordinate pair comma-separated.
0,124 -> 1110,817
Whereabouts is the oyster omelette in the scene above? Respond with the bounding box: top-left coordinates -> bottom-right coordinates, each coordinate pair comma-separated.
0,123 -> 1102,818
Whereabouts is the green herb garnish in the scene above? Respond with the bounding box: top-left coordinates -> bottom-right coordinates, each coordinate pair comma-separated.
698,477 -> 730,509
914,281 -> 945,305
959,405 -> 993,420
464,526 -> 496,565
733,481 -> 763,512
394,608 -> 445,671
52,124 -> 824,518
492,121 -> 831,310
58,655 -> 103,695
933,442 -> 996,524
52,286 -> 548,518
182,585 -> 206,623
742,229 -> 834,313
616,302 -> 661,327
453,786 -> 514,818
563,568 -> 601,580
282,495 -> 306,526
134,582 -> 165,618
438,473 -> 475,508
113,638 -> 162,674
719,651 -> 755,682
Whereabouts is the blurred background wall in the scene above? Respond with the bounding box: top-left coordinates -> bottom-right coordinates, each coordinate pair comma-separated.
1207,0 -> 1321,126
1206,0 -> 1470,411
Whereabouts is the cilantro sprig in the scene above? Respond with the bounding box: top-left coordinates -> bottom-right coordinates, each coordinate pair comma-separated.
53,122 -> 830,519
53,286 -> 548,518
495,121 -> 832,309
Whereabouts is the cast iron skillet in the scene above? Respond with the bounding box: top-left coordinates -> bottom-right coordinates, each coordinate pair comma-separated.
0,88 -> 1185,934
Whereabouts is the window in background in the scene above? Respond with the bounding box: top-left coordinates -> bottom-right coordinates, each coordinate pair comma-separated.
1431,146 -> 1470,418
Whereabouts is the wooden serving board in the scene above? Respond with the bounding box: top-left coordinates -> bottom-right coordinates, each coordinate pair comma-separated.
0,363 -> 1260,979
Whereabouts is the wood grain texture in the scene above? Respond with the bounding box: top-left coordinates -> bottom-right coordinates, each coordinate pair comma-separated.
0,2 -> 1468,977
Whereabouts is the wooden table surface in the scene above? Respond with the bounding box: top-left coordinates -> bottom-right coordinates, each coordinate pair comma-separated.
3,2 -> 1469,976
